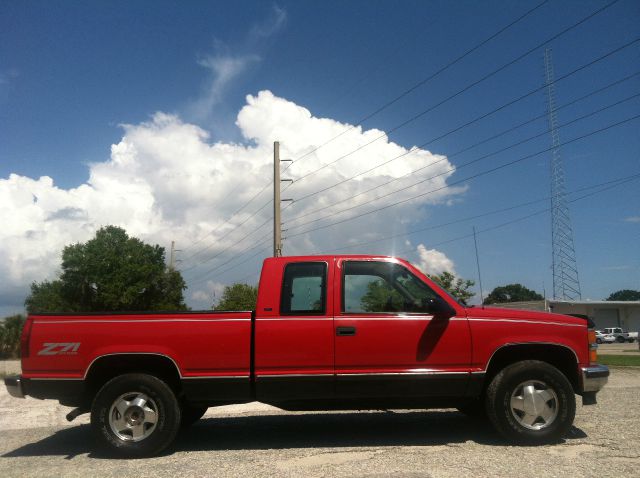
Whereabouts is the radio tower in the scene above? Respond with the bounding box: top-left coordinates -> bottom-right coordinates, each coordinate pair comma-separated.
544,48 -> 581,300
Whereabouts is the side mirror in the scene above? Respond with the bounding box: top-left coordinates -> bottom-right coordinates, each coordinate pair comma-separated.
423,297 -> 456,319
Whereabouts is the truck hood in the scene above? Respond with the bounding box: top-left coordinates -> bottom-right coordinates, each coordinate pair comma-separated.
464,306 -> 586,326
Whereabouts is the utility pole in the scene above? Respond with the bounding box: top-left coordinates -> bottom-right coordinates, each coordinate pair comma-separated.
273,141 -> 293,257
169,241 -> 176,270
273,141 -> 282,257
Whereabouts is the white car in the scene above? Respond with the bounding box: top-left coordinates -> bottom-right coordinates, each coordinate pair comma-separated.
602,327 -> 636,343
595,331 -> 616,344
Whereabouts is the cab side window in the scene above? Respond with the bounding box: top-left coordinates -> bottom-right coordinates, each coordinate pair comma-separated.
342,261 -> 438,314
281,262 -> 327,315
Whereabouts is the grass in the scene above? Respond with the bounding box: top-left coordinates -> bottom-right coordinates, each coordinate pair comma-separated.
598,354 -> 640,367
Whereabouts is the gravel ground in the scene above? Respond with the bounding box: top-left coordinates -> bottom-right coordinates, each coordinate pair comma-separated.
1,368 -> 639,478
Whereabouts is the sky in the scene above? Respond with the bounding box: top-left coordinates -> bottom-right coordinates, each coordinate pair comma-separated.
1,0 -> 639,315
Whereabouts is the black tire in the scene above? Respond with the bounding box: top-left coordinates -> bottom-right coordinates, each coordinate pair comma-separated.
616,336 -> 625,343
485,360 -> 575,445
91,373 -> 181,457
180,404 -> 208,428
596,338 -> 602,344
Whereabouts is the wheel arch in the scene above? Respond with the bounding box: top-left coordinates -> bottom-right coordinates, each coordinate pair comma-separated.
484,343 -> 580,394
85,353 -> 182,396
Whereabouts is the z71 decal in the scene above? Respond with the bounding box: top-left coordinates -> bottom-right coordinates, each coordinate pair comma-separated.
37,342 -> 81,356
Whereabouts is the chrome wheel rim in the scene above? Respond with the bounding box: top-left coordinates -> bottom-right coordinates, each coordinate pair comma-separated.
109,392 -> 159,442
509,380 -> 558,431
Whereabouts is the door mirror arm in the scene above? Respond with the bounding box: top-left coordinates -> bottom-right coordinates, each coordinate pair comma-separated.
422,297 -> 456,319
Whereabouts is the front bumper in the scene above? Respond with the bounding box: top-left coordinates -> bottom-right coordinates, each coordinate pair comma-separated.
581,364 -> 609,393
4,375 -> 25,398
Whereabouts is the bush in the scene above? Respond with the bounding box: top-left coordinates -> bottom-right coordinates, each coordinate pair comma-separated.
0,315 -> 26,359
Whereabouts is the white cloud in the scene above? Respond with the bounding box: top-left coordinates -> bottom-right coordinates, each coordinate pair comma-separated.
415,244 -> 456,276
249,5 -> 287,41
189,5 -> 287,122
1,90 -> 463,311
624,216 -> 640,223
191,53 -> 260,119
190,281 -> 226,308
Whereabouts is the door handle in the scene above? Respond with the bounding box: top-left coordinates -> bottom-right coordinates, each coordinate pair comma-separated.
336,326 -> 356,336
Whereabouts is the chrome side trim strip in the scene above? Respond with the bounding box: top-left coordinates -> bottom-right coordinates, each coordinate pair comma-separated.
181,375 -> 249,380
467,318 -> 583,328
253,372 -> 472,378
335,317 -> 467,321
336,371 -> 469,376
35,318 -> 251,324
257,374 -> 334,378
28,378 -> 84,381
256,318 -> 332,321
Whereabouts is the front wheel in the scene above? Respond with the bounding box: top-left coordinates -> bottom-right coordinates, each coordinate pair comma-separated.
485,360 -> 575,445
91,373 -> 181,457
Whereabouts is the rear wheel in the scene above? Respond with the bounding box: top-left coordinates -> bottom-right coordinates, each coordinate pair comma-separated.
616,336 -> 625,343
91,373 -> 181,457
486,360 -> 575,445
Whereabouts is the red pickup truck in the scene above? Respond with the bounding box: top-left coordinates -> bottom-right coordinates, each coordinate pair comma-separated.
5,255 -> 609,457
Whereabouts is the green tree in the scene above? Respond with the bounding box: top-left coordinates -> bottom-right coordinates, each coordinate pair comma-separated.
361,279 -> 403,312
214,283 -> 258,311
483,284 -> 544,305
25,226 -> 187,313
428,271 -> 475,306
606,289 -> 640,301
0,315 -> 26,359
25,280 -> 75,312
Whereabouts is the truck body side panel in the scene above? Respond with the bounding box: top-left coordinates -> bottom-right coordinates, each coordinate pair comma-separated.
23,312 -> 252,380
254,258 -> 335,399
332,257 -> 472,398
467,307 -> 589,370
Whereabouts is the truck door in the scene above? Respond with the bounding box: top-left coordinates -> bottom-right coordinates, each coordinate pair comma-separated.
333,259 -> 471,398
254,260 -> 335,400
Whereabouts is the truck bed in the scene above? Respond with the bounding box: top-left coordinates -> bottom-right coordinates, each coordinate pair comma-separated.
23,311 -> 253,380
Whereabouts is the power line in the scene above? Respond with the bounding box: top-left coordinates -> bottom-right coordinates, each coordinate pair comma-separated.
189,172 -> 639,287
337,171 -> 639,260
285,63 -> 640,224
179,182 -> 272,256
190,243 -> 272,288
182,217 -> 271,277
287,70 -> 640,224
180,181 -> 295,271
287,0 -> 551,168
187,235 -> 272,286
185,200 -> 296,284
314,173 -> 640,254
285,94 -> 640,233
180,199 -> 273,271
285,113 -> 640,239
286,0 -> 623,185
